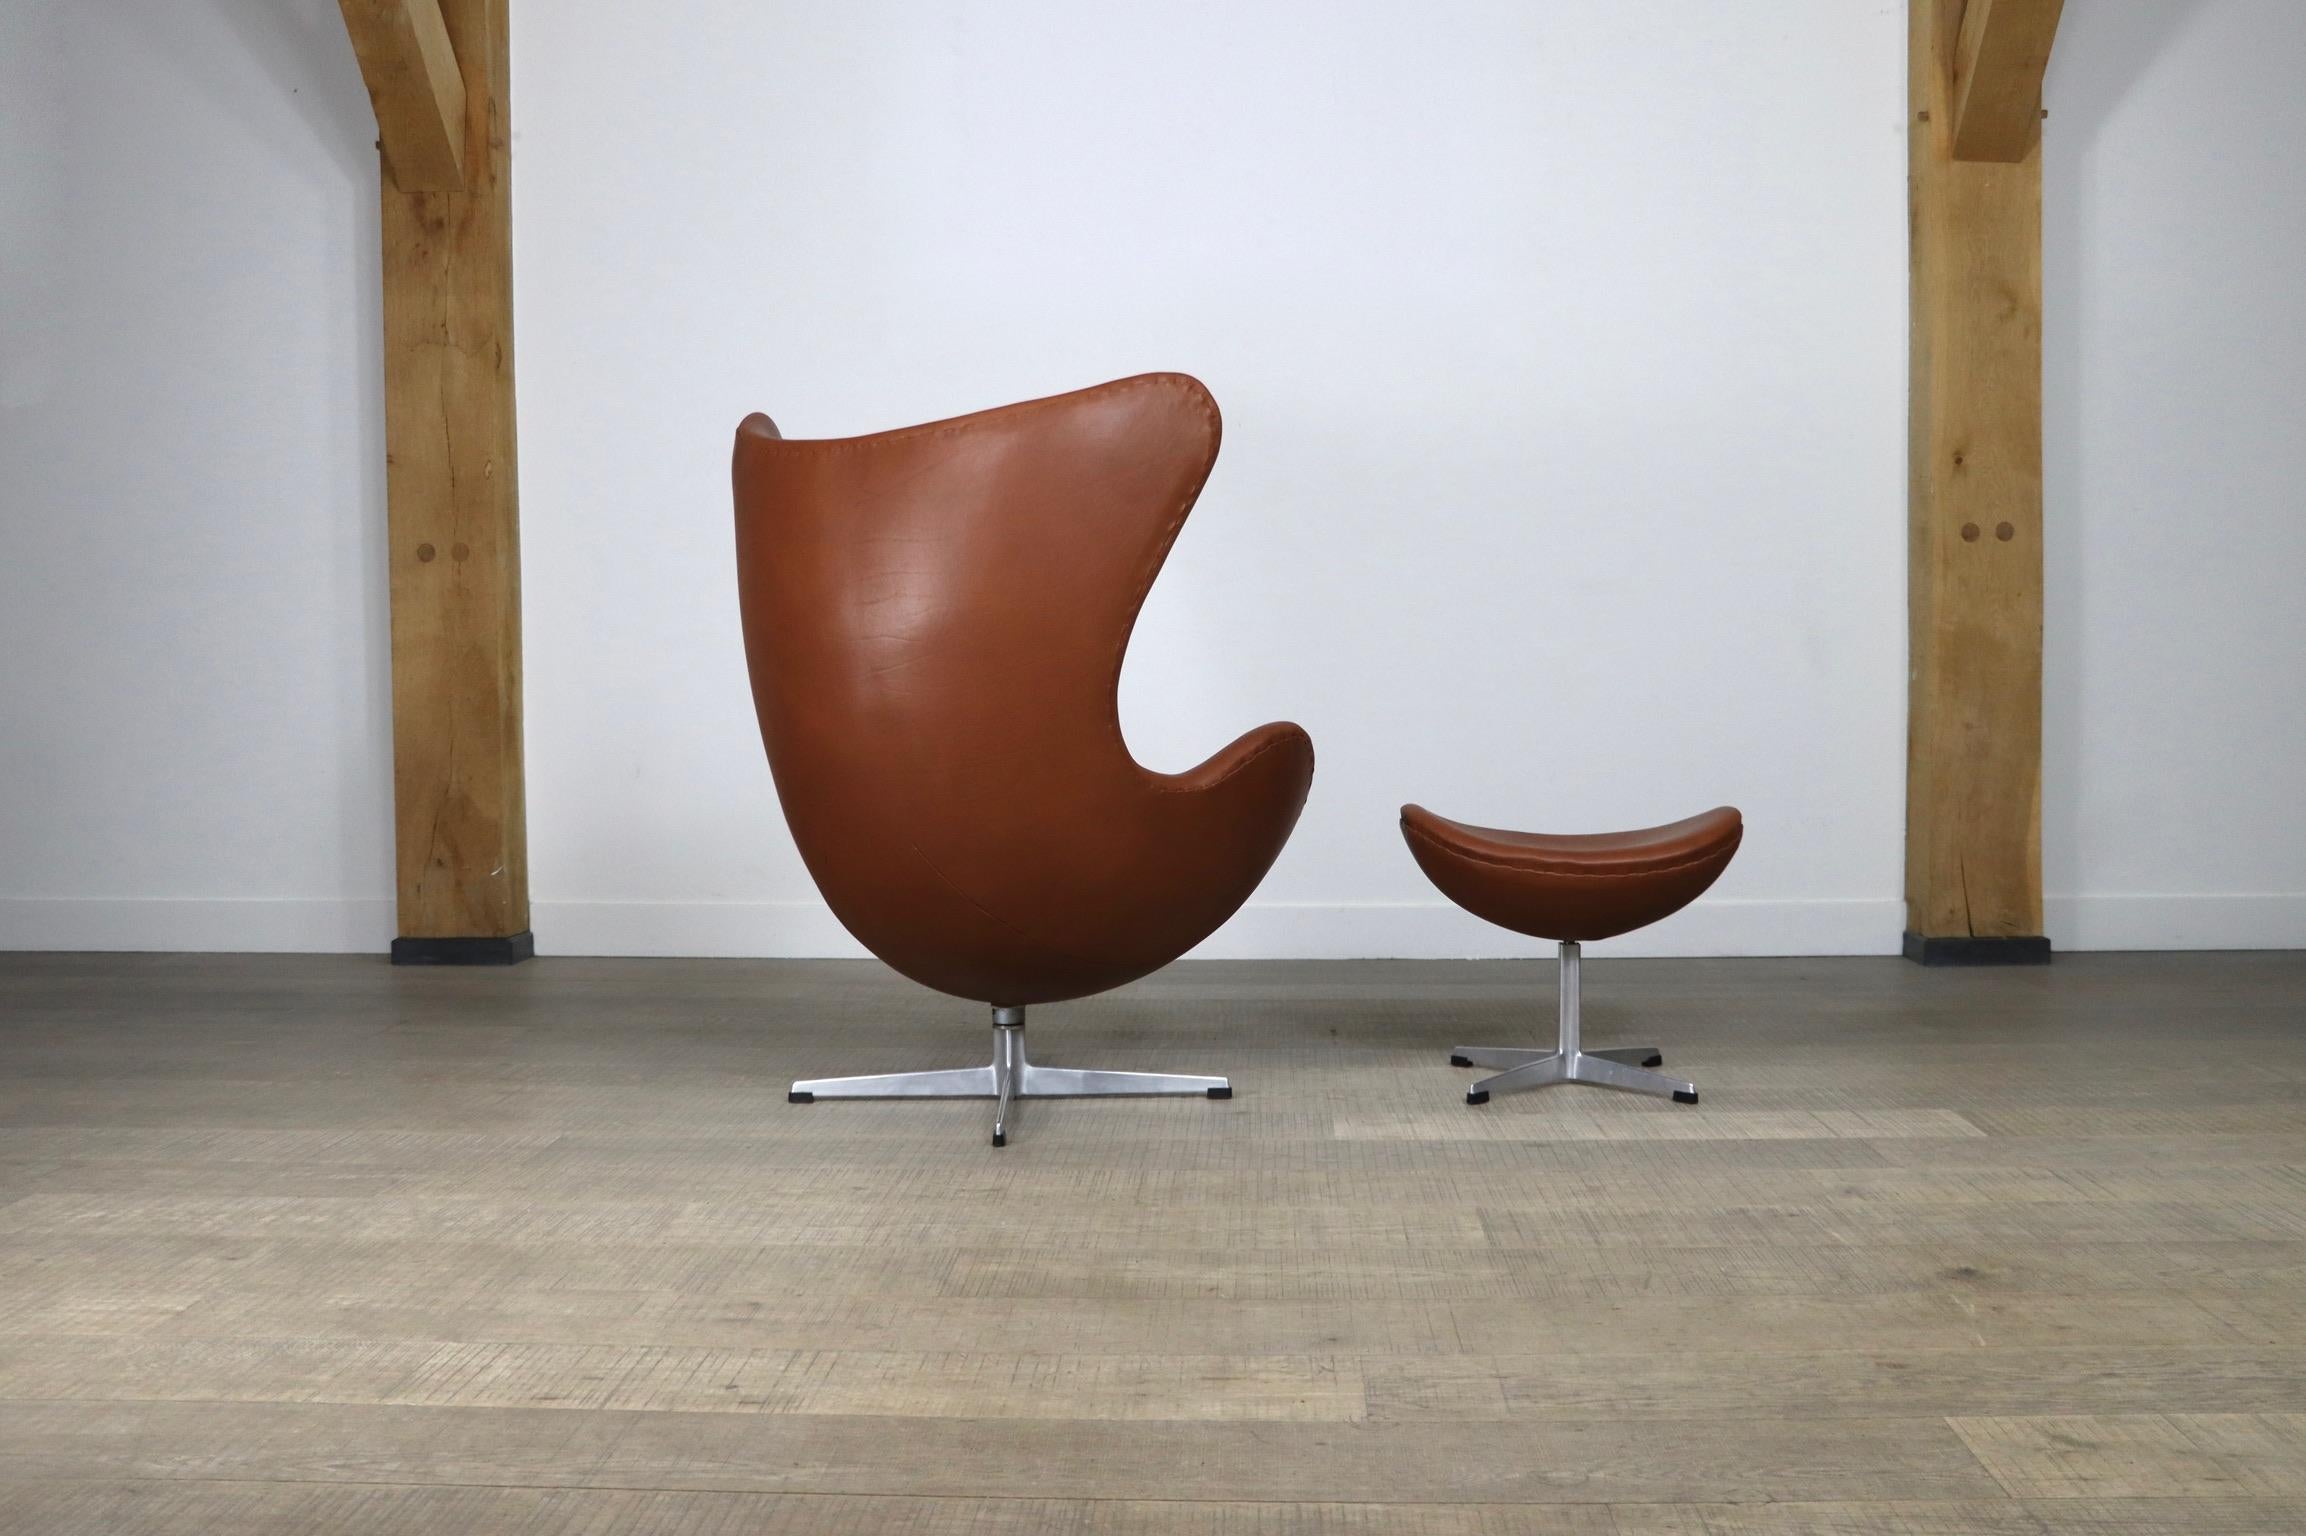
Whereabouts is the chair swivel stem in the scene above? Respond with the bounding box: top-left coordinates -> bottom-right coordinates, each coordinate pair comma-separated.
991,1008 -> 1023,1147
1556,940 -> 1580,1057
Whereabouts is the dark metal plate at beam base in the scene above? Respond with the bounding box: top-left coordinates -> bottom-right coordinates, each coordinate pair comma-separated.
1903,932 -> 2051,967
391,932 -> 536,966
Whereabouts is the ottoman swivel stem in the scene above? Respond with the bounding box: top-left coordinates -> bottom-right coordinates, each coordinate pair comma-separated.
1455,941 -> 1697,1106
1557,940 -> 1579,1057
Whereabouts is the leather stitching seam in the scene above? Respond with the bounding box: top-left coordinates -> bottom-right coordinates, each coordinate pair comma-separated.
1402,821 -> 1738,881
1153,728 -> 1303,796
740,373 -> 1196,454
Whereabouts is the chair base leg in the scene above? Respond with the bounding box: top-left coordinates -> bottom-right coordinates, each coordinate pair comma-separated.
1450,940 -> 1696,1107
1449,1044 -> 1664,1071
790,1012 -> 1229,1147
1462,1049 -> 1697,1105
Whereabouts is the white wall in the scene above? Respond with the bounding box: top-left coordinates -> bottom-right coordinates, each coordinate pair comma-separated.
3,1 -> 2298,959
2041,0 -> 2306,950
517,0 -> 1910,959
0,0 -> 397,952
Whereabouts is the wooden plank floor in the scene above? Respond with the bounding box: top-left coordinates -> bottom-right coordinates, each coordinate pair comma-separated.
2,951 -> 2303,1533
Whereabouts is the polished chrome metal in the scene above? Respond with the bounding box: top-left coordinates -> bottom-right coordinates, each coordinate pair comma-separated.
1448,1044 -> 1549,1071
790,1006 -> 1230,1146
992,1022 -> 1021,1146
1558,936 -> 1580,1056
1585,1046 -> 1668,1066
1447,1043 -> 1667,1071
1452,939 -> 1696,1105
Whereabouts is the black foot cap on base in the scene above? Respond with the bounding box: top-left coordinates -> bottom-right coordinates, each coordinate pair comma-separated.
1902,932 -> 2052,967
1449,1055 -> 1473,1068
788,1091 -> 813,1104
1642,1053 -> 1664,1068
1673,1089 -> 1699,1104
991,1132 -> 1006,1148
1207,1085 -> 1232,1099
390,931 -> 535,967
1466,1089 -> 1490,1106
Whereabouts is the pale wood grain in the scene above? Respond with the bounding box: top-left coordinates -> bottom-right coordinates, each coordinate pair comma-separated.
1906,0 -> 2050,942
0,1481 -> 1647,1536
1953,0 -> 2066,163
1613,1502 -> 2049,1535
5,952 -> 2306,1528
365,0 -> 527,942
0,1336 -> 1365,1422
1372,1346 -> 2306,1422
1952,1413 -> 2306,1499
336,0 -> 467,189
0,1399 -> 2003,1504
140,1287 -> 2239,1359
2029,1499 -> 2306,1534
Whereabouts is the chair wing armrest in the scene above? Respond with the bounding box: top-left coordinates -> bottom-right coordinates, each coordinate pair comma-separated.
1157,720 -> 1315,803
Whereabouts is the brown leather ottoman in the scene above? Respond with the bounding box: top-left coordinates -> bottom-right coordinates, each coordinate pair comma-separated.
1400,804 -> 1743,1105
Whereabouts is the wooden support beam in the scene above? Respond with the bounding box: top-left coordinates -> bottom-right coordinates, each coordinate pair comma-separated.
340,0 -> 531,963
1904,0 -> 2059,965
1952,0 -> 2065,163
337,0 -> 468,190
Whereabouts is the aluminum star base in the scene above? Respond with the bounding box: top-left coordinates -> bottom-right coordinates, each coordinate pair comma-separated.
790,1007 -> 1230,1146
1451,940 -> 1699,1106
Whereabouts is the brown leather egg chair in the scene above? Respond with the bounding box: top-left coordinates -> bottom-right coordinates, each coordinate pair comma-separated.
734,373 -> 1314,1145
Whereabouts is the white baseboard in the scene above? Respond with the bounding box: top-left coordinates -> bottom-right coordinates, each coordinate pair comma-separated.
0,897 -> 394,954
4,893 -> 2297,958
2046,893 -> 2306,951
1183,898 -> 1905,958
530,896 -> 1907,959
536,899 -> 870,959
